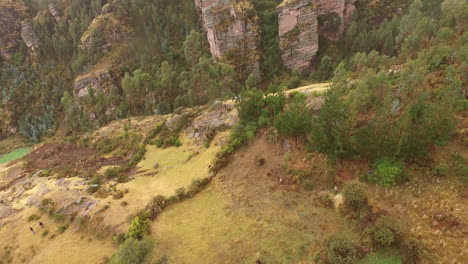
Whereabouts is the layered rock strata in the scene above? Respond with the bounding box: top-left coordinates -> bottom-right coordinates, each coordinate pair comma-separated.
194,0 -> 261,77
277,0 -> 356,71
74,68 -> 114,98
278,0 -> 318,71
20,19 -> 41,54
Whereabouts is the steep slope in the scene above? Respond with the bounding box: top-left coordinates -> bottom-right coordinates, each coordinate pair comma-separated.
0,0 -> 29,60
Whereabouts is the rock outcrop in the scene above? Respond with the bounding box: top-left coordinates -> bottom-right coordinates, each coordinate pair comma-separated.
0,0 -> 28,60
48,3 -> 61,23
80,9 -> 129,53
277,0 -> 356,71
20,19 -> 40,54
74,67 -> 115,98
317,0 -> 356,40
194,0 -> 261,77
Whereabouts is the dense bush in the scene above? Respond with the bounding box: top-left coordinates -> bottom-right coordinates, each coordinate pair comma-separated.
108,237 -> 153,264
370,216 -> 402,248
126,216 -> 150,240
342,182 -> 367,209
326,236 -> 357,264
363,159 -> 406,187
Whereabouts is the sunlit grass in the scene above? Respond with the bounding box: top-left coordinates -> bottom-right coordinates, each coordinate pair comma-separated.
0,147 -> 30,164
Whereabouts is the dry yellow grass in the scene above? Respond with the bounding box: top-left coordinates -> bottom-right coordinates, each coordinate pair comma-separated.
149,133 -> 357,264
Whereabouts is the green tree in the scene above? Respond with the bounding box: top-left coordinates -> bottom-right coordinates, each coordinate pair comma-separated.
275,93 -> 311,142
183,30 -> 206,66
122,70 -> 153,115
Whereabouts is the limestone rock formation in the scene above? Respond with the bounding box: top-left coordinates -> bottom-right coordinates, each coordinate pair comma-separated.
0,0 -> 28,60
74,68 -> 115,98
277,0 -> 356,70
20,19 -> 40,54
48,3 -> 61,23
194,0 -> 261,77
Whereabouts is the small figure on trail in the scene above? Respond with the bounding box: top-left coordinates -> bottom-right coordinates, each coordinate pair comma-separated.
39,222 -> 44,228
29,227 -> 35,234
256,260 -> 264,264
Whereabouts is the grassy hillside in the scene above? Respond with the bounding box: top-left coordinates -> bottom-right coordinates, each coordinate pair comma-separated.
0,0 -> 466,264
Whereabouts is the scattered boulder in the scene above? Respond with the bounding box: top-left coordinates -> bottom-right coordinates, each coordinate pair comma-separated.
333,193 -> 344,210
48,3 -> 61,23
20,18 -> 40,55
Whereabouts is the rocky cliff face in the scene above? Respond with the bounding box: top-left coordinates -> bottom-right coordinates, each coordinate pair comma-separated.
194,0 -> 261,77
0,0 -> 28,60
277,0 -> 356,71
317,0 -> 356,40
277,0 -> 319,71
20,19 -> 40,55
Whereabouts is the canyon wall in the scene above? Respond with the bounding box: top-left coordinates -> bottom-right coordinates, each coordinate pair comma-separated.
278,0 -> 356,71
194,0 -> 261,77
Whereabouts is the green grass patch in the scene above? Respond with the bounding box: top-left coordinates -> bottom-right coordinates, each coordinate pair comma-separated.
0,147 -> 30,164
359,249 -> 402,264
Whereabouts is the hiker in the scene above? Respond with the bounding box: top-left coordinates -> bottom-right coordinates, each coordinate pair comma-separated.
39,221 -> 44,228
29,227 -> 35,234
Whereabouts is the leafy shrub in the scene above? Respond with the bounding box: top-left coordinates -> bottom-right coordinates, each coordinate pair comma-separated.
108,237 -> 153,264
144,121 -> 165,144
128,145 -> 146,167
401,238 -> 424,264
126,216 -> 150,240
104,167 -> 124,179
86,184 -> 100,194
370,216 -> 402,248
326,236 -> 357,264
58,224 -> 69,234
113,191 -> 124,200
342,182 -> 367,209
433,162 -> 449,176
365,159 -> 405,187
141,195 -> 167,221
175,187 -> 187,199
27,214 -> 41,222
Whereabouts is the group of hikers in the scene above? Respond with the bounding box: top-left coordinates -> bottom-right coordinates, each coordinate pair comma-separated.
29,221 -> 44,234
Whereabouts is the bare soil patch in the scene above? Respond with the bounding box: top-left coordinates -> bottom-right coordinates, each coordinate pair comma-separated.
25,143 -> 125,176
